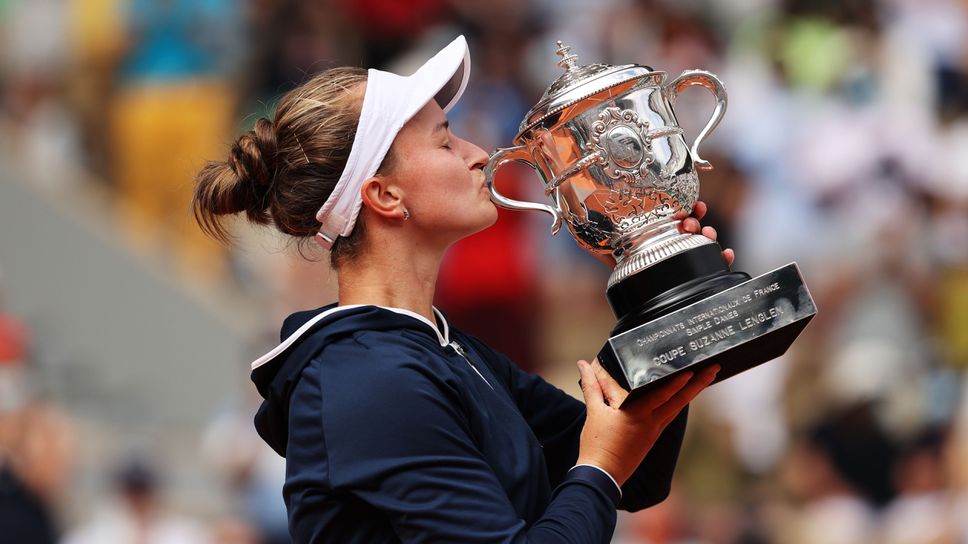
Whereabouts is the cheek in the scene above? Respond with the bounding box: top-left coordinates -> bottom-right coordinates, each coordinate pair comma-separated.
392,160 -> 436,199
397,153 -> 480,213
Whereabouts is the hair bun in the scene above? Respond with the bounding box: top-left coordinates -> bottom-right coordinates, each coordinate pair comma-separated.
193,66 -> 368,247
192,118 -> 280,242
230,117 -> 278,189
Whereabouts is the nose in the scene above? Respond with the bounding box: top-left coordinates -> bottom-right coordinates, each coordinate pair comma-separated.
462,138 -> 489,170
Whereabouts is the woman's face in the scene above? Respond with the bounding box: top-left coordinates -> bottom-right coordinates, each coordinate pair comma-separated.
384,100 -> 497,245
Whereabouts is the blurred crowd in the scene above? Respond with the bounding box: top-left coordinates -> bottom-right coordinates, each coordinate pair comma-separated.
1,0 -> 967,542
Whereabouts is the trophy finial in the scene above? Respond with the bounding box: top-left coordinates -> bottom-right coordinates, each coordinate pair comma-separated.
555,40 -> 579,72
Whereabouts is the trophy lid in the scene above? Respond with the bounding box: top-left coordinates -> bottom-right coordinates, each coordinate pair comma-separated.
517,41 -> 664,138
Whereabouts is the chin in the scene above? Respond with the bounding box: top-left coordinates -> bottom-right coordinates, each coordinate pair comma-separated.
482,203 -> 499,228
461,206 -> 499,238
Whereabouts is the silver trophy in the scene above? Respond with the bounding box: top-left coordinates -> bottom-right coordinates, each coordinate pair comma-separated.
486,42 -> 817,401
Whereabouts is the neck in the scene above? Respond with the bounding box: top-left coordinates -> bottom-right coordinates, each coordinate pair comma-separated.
336,236 -> 445,324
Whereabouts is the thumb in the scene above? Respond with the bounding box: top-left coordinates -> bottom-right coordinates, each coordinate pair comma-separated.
578,360 -> 605,408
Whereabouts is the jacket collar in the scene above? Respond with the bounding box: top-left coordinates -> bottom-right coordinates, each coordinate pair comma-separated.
251,304 -> 450,370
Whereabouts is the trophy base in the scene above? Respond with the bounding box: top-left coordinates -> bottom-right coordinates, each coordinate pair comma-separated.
607,242 -> 750,334
597,262 -> 817,406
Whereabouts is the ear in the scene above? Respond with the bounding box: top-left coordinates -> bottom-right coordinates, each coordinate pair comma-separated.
360,176 -> 407,220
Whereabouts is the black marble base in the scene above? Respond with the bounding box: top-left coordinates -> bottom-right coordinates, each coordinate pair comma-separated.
598,261 -> 816,405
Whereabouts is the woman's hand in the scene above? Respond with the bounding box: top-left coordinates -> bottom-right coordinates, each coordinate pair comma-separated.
590,200 -> 734,268
675,200 -> 734,267
575,359 -> 719,487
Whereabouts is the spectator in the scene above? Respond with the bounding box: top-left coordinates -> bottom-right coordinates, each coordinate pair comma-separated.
0,296 -> 73,544
63,456 -> 207,544
108,0 -> 244,282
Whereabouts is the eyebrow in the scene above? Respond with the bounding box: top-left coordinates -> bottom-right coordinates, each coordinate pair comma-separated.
433,120 -> 449,134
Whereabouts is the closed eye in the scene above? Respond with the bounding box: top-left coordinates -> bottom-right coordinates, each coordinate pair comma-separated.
434,120 -> 452,150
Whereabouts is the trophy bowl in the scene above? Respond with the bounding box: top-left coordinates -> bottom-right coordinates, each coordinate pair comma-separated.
486,42 -> 816,401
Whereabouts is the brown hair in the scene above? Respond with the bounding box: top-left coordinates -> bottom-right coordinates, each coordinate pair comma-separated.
192,66 -> 388,267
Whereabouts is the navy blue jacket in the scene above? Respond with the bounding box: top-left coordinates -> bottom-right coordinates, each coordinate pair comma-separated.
251,304 -> 688,543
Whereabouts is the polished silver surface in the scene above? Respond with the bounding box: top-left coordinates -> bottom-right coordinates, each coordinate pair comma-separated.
519,43 -> 662,138
486,41 -> 728,287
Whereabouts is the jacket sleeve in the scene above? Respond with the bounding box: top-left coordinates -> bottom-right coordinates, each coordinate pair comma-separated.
308,342 -> 618,544
464,336 -> 688,511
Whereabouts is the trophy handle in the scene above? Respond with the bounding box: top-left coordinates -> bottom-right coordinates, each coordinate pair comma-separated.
664,70 -> 727,171
485,145 -> 563,235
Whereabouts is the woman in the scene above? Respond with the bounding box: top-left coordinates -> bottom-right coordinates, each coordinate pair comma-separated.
193,36 -> 728,543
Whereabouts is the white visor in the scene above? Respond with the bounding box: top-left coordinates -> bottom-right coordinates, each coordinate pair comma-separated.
315,36 -> 471,249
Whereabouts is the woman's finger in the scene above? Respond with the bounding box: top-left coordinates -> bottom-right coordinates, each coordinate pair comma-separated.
627,371 -> 694,413
653,365 -> 719,422
590,359 -> 628,407
722,248 -> 735,267
701,225 -> 718,241
682,217 -> 701,234
692,200 -> 708,221
577,360 -> 605,408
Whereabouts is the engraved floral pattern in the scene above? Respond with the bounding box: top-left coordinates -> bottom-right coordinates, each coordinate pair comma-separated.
549,98 -> 703,256
586,107 -> 683,187
565,106 -> 696,241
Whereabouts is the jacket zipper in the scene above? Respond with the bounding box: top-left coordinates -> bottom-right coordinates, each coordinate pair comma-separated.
449,340 -> 494,390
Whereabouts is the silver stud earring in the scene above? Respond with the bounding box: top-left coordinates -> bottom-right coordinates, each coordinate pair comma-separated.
403,208 -> 411,221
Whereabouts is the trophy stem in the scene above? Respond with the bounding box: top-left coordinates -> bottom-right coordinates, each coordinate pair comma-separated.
607,243 -> 750,335
608,229 -> 718,290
